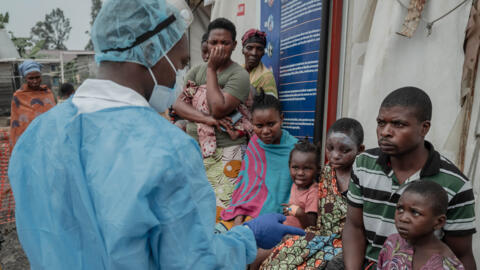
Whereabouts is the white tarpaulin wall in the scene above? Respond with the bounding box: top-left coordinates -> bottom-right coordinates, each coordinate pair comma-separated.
340,0 -> 479,263
188,3 -> 212,67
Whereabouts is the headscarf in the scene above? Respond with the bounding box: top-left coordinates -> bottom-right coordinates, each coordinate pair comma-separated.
241,29 -> 267,47
18,60 -> 42,77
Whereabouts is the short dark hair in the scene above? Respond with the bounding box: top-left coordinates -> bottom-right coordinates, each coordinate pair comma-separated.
252,89 -> 282,114
60,82 -> 75,98
380,86 -> 432,122
207,18 -> 236,41
327,118 -> 364,146
289,138 -> 321,167
402,180 -> 448,216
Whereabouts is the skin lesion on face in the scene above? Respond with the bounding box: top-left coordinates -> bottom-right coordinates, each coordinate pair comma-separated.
325,132 -> 360,171
252,108 -> 283,144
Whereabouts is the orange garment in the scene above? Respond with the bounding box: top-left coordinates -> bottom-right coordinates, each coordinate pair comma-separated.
10,84 -> 56,149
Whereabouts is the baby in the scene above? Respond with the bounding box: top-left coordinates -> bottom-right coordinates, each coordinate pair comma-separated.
377,180 -> 465,269
282,139 -> 320,229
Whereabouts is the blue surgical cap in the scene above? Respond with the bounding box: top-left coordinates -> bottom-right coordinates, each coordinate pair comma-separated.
19,60 -> 42,77
92,0 -> 187,68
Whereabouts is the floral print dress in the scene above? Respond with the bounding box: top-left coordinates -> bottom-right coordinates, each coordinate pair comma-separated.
377,234 -> 465,270
260,164 -> 347,270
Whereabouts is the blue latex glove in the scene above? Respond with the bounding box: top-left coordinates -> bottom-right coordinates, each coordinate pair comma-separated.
244,213 -> 305,249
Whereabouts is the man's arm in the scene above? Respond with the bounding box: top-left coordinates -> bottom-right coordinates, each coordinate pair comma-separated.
342,205 -> 366,270
444,234 -> 477,270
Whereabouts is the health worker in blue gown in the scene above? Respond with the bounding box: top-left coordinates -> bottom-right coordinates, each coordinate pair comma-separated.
8,0 -> 304,269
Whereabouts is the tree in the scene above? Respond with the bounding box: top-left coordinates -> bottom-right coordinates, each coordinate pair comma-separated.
0,12 -> 9,29
31,8 -> 72,50
8,32 -> 45,58
84,0 -> 102,50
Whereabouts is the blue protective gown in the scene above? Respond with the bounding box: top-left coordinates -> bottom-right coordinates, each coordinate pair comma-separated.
8,79 -> 257,269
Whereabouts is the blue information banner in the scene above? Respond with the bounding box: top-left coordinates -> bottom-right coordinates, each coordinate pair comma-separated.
261,0 -> 324,139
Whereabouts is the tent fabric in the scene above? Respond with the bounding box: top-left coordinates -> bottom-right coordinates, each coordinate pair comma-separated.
340,0 -> 478,264
0,29 -> 20,59
188,4 -> 211,67
343,0 -> 471,159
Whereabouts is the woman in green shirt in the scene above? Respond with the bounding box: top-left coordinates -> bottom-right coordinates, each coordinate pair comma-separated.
173,18 -> 251,216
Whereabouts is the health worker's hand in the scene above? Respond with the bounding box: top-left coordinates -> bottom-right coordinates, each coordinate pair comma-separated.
244,213 -> 305,249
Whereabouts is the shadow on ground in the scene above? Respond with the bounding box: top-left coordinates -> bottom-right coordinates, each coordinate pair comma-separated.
0,223 -> 29,270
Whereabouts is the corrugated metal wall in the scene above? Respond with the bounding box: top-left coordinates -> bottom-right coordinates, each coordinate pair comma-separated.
0,63 -> 16,116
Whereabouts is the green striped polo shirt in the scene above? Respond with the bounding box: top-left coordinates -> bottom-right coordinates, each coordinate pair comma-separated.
347,141 -> 476,262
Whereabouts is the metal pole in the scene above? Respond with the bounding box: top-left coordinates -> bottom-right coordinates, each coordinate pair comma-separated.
60,52 -> 64,84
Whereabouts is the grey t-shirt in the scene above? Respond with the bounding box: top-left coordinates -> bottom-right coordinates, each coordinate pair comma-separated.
184,62 -> 250,148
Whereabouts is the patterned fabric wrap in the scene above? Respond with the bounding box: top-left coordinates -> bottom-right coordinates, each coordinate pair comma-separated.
221,130 -> 297,220
10,84 -> 56,148
204,145 -> 243,209
260,164 -> 347,269
249,62 -> 278,98
181,80 -> 252,158
377,234 -> 465,270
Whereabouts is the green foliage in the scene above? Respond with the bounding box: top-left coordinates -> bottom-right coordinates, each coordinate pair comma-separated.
31,8 -> 72,50
85,0 -> 102,50
0,12 -> 9,29
9,31 -> 45,58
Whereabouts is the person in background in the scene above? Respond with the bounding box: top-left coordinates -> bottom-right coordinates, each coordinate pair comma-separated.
8,1 -> 304,269
58,82 -> 75,103
173,18 -> 251,214
201,32 -> 209,62
343,87 -> 476,269
241,29 -> 277,97
378,180 -> 465,269
9,60 -> 56,149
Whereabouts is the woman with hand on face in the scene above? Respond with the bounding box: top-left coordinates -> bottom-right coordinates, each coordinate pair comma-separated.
173,18 -> 251,215
10,60 -> 56,149
241,29 -> 277,98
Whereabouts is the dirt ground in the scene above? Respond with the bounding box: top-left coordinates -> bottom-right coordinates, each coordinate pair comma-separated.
0,223 -> 29,270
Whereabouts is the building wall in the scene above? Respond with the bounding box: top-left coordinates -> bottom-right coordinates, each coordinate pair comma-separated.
0,63 -> 16,116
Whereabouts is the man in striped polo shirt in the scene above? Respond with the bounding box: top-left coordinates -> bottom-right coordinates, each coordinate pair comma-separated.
342,87 -> 476,269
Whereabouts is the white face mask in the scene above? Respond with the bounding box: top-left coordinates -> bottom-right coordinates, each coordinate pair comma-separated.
147,55 -> 185,112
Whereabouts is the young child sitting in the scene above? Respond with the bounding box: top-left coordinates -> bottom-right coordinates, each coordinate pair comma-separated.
282,139 -> 319,229
259,118 -> 365,270
377,180 -> 465,270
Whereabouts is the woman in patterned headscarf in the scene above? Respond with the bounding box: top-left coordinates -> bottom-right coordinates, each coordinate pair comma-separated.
242,29 -> 278,97
10,60 -> 56,149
